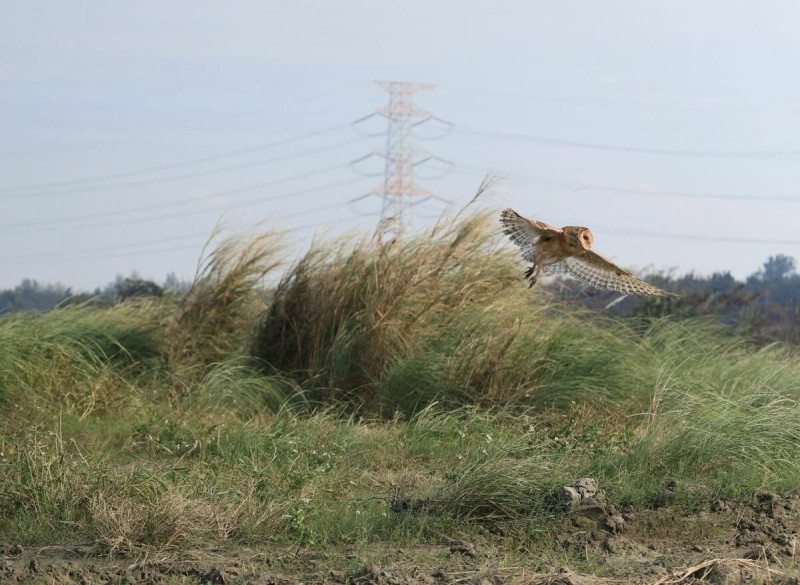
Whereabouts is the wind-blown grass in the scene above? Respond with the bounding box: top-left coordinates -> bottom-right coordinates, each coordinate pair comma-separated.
0,301 -> 162,366
251,212 -> 800,415
605,386 -> 800,506
0,303 -> 162,413
250,212 -> 518,407
2,210 -> 800,555
5,390 -> 799,551
170,227 -> 283,370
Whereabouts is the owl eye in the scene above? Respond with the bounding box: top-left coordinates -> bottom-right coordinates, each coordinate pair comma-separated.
582,234 -> 589,241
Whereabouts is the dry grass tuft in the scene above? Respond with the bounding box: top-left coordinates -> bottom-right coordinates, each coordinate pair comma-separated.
170,226 -> 284,370
250,210 -> 523,409
90,489 -> 241,554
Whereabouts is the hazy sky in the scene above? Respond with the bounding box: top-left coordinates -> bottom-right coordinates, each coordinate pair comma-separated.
3,2 -> 800,290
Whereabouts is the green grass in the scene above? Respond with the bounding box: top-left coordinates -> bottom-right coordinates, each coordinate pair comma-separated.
1,210 -> 800,557
0,302 -> 163,414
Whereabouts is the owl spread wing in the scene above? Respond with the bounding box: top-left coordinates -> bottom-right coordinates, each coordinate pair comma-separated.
499,208 -> 561,262
544,250 -> 676,297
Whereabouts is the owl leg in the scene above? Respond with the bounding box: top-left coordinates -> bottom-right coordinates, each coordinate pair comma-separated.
525,263 -> 541,288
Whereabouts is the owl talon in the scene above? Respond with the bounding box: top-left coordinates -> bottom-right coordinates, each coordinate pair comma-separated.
524,265 -> 536,279
528,276 -> 538,288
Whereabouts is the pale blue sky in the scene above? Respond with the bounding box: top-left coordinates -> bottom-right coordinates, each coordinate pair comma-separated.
3,1 -> 800,289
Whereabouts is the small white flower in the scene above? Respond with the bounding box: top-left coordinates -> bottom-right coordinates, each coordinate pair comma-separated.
300,497 -> 311,504
355,510 -> 362,516
456,454 -> 463,460
485,434 -> 493,444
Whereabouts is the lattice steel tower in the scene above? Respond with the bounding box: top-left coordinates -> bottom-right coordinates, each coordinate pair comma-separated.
373,81 -> 434,218
350,80 -> 452,224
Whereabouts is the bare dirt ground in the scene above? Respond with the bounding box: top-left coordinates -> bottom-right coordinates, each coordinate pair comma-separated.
2,490 -> 799,584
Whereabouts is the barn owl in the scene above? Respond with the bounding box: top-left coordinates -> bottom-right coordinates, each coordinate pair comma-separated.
500,208 -> 675,297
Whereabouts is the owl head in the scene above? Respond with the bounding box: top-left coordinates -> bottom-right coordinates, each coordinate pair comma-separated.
565,226 -> 594,250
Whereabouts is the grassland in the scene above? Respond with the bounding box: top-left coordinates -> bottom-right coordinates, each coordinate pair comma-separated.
2,211 -> 800,583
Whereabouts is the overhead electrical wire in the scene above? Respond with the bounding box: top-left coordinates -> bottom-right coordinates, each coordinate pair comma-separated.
6,100 -> 800,272
595,225 -> 800,246
1,138 -> 367,199
455,124 -> 800,160
0,167 -> 359,231
0,231 -> 212,262
0,202 -> 368,264
454,166 -> 800,202
0,176 -> 370,235
7,209 -> 798,267
449,88 -> 786,113
0,123 -> 353,195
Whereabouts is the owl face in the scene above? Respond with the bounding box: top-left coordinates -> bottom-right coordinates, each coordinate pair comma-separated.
564,226 -> 594,250
578,227 -> 593,249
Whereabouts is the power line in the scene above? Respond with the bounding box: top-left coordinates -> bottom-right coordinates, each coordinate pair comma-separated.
1,138 -> 366,200
56,243 -> 206,263
0,123 -> 352,195
544,214 -> 800,245
0,166 -> 357,231
10,210 -> 797,267
450,88 -> 787,113
4,177 -> 369,235
595,225 -> 800,246
0,204 -> 365,264
0,231 -> 208,262
455,124 -> 800,160
163,82 -> 373,136
454,166 -> 800,202
527,209 -> 800,245
0,231 -> 211,263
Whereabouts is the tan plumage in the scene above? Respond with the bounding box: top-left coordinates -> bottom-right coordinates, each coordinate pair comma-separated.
500,208 -> 676,297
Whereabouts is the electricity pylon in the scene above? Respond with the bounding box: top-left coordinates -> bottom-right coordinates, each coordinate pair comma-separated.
351,80 -> 452,223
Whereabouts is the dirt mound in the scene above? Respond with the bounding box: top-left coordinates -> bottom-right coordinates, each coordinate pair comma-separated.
554,481 -> 800,584
1,486 -> 799,584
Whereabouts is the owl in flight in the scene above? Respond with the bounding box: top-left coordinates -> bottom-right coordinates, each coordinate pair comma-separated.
500,208 -> 675,297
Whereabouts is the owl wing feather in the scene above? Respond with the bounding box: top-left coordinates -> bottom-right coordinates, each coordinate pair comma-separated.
499,208 -> 561,262
545,250 -> 676,297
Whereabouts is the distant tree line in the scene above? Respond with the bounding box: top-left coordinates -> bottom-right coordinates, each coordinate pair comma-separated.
548,254 -> 800,344
2,255 -> 799,344
0,272 -> 190,314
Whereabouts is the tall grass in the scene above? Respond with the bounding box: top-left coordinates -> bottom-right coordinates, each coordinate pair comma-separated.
250,212 -> 517,407
0,302 -> 162,366
7,392 -> 800,551
170,227 -> 283,370
3,209 -> 800,554
251,211 -> 800,415
606,385 -> 800,505
0,303 -> 162,414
